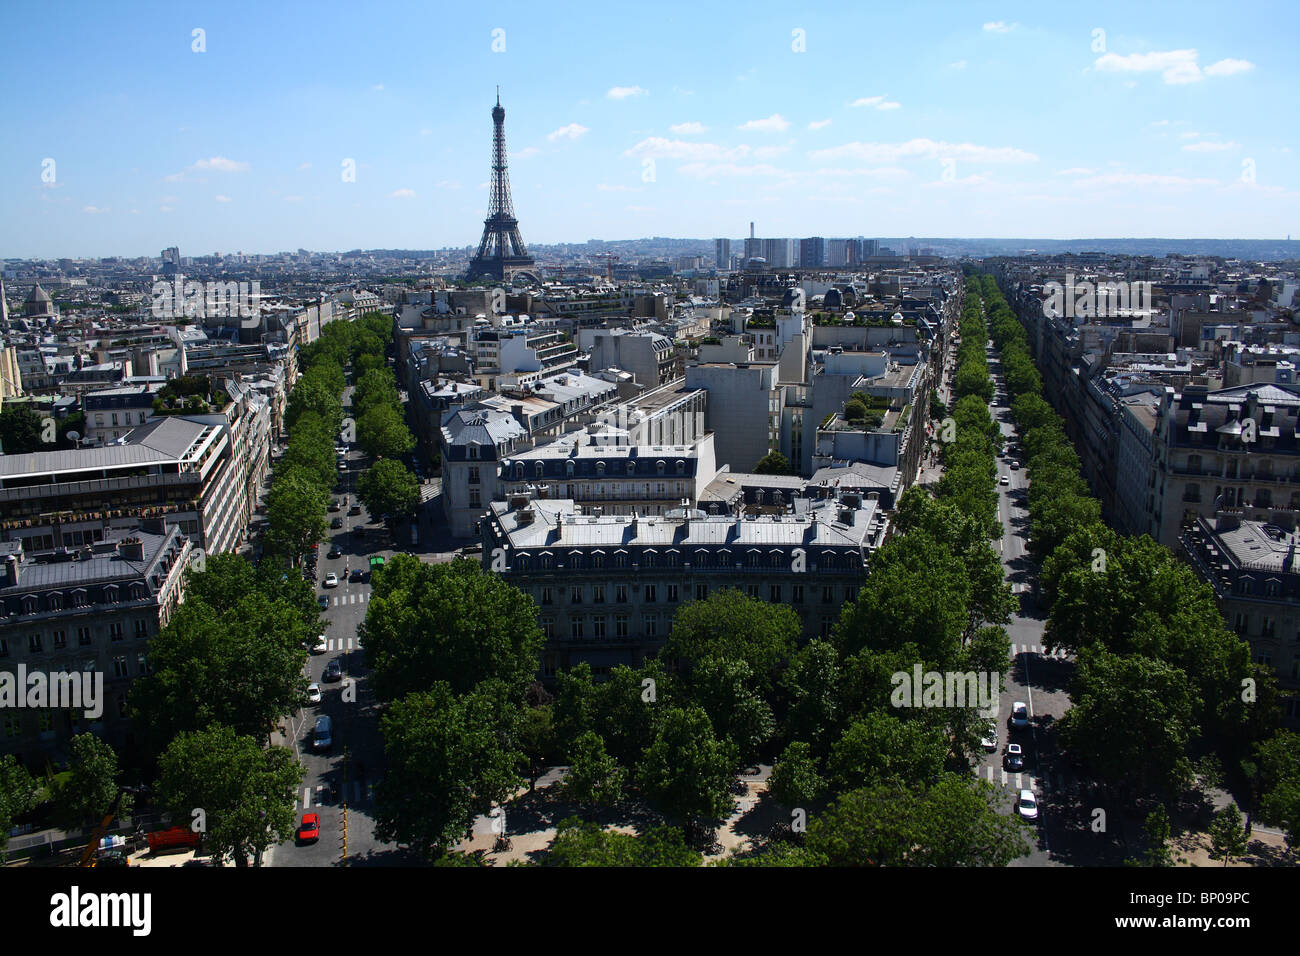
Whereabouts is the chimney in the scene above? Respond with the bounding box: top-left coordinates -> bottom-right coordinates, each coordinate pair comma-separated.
749,222 -> 755,240
117,537 -> 146,562
3,554 -> 18,587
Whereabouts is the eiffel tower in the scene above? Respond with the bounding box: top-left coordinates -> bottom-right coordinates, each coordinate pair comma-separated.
466,90 -> 536,282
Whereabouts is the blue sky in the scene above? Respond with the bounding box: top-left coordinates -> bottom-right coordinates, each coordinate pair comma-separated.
3,0 -> 1297,258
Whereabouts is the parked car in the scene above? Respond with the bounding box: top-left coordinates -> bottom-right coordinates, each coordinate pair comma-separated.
1016,789 -> 1039,820
307,683 -> 322,704
328,500 -> 340,512
298,813 -> 321,843
981,721 -> 998,752
312,634 -> 328,654
1000,474 -> 1010,486
323,572 -> 339,588
317,595 -> 330,609
348,505 -> 362,516
1004,743 -> 1024,771
323,659 -> 343,683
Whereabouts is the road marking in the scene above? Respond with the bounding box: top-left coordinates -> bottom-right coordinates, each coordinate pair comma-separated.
1014,772 -> 1023,790
1000,768 -> 1007,786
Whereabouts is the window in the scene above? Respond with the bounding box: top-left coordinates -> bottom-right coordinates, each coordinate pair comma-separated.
845,586 -> 858,603
469,445 -> 479,459
29,634 -> 43,653
110,623 -> 124,642
695,584 -> 707,601
469,489 -> 481,507
53,630 -> 67,649
1256,650 -> 1273,667
822,586 -> 834,603
570,619 -> 585,640
542,619 -> 555,640
137,652 -> 151,675
667,584 -> 679,602
541,587 -> 554,606
616,585 -> 628,603
135,620 -> 149,639
593,617 -> 606,639
78,627 -> 91,646
645,584 -> 657,603
469,466 -> 481,484
644,616 -> 657,638
770,585 -> 781,603
821,619 -> 834,638
792,585 -> 804,603
0,639 -> 7,658
594,585 -> 607,604
1262,616 -> 1277,639
113,656 -> 129,678
570,587 -> 583,605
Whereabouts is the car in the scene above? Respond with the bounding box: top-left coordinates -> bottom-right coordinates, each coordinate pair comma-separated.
313,715 -> 333,750
1004,743 -> 1024,771
348,505 -> 362,516
981,721 -> 998,752
307,683 -> 322,704
323,572 -> 339,588
336,447 -> 347,458
298,813 -> 321,843
328,500 -> 340,512
1016,789 -> 1039,820
317,595 -> 330,609
327,544 -> 343,559
1000,474 -> 1010,486
323,659 -> 343,683
1010,460 -> 1019,471
1009,701 -> 1029,729
312,634 -> 328,654
331,517 -> 344,529
349,568 -> 365,583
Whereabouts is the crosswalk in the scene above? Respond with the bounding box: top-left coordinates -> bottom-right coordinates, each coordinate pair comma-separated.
1010,643 -> 1070,659
972,765 -> 1074,795
320,637 -> 361,652
329,592 -> 369,606
297,780 -> 376,809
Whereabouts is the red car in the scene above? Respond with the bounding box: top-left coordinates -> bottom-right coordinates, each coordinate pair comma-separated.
297,813 -> 321,844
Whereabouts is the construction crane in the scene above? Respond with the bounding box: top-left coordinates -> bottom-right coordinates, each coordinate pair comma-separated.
593,253 -> 620,281
77,785 -> 147,867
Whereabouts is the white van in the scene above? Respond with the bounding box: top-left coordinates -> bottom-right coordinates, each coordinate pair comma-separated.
313,715 -> 333,751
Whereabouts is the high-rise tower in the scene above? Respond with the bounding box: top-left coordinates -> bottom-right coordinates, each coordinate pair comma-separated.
466,90 -> 535,282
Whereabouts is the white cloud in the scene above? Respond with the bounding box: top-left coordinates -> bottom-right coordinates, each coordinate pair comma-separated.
192,156 -> 250,173
677,162 -> 789,179
809,138 -> 1038,164
1150,119 -> 1170,127
1074,172 -> 1217,187
738,114 -> 790,133
372,83 -> 384,91
547,123 -> 590,142
983,21 -> 1015,33
1092,49 -> 1250,85
670,122 -> 707,135
597,184 -> 640,192
1055,167 -> 1096,176
389,188 -> 416,198
607,86 -> 647,100
82,205 -> 108,214
297,162 -> 312,170
754,142 -> 794,159
214,195 -> 232,203
1204,58 -> 1254,77
1183,140 -> 1239,152
283,195 -> 304,203
625,138 -> 751,161
1180,131 -> 1201,139
850,96 -> 902,112
807,119 -> 832,130
950,60 -> 967,69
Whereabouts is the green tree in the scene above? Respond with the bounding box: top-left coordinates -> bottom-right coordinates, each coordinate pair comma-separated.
689,656 -> 774,764
357,403 -> 415,460
753,451 -> 793,475
828,712 -> 947,791
155,725 -> 302,866
563,731 -> 626,810
777,639 -> 842,751
0,756 -> 39,861
518,704 -> 555,792
636,705 -> 738,825
768,741 -> 823,808
545,818 -> 700,867
1208,804 -> 1249,866
264,468 -> 329,561
0,405 -> 45,454
1129,805 -> 1175,867
361,556 -> 544,701
373,682 -> 523,859
1252,730 -> 1300,848
56,734 -> 127,832
357,458 -> 420,523
665,589 -> 798,694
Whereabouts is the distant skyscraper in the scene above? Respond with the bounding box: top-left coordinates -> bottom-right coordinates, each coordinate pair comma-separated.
827,239 -> 855,267
800,237 -> 826,269
467,91 -> 535,282
161,246 -> 179,277
759,238 -> 795,268
859,239 -> 879,258
715,238 -> 732,269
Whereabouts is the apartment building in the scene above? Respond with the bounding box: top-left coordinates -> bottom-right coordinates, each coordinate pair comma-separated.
482,494 -> 888,678
0,522 -> 191,766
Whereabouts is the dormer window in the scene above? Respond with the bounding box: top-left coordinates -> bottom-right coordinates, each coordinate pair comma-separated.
469,445 -> 479,459
627,461 -> 636,476
676,460 -> 685,475
515,462 -> 525,480
566,460 -> 576,477
104,586 -> 119,604
536,461 -> 545,478
657,460 -> 666,475
596,462 -> 606,476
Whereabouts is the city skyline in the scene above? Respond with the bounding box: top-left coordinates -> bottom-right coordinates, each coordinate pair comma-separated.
2,0 -> 1298,259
